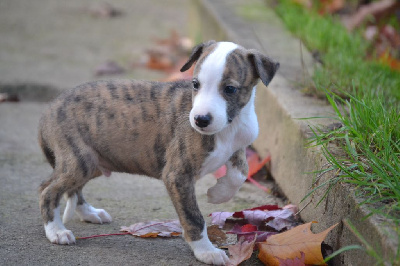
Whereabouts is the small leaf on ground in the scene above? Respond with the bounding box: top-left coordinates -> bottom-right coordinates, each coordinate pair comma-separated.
227,224 -> 276,243
258,222 -> 338,266
246,148 -> 271,178
233,204 -> 280,218
207,225 -> 227,246
120,220 -> 182,238
227,236 -> 257,266
210,205 -> 297,232
265,209 -> 298,231
241,209 -> 295,228
210,212 -> 234,228
214,148 -> 270,178
138,30 -> 194,74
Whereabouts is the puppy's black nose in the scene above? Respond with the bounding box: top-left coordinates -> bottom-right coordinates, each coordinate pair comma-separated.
194,114 -> 212,128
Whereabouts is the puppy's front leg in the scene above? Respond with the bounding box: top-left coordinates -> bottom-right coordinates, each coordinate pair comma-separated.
207,148 -> 248,204
163,168 -> 229,265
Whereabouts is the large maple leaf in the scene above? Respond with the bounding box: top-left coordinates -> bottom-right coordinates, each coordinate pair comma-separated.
258,222 -> 337,266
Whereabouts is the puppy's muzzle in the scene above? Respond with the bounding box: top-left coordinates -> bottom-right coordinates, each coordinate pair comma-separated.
194,114 -> 212,128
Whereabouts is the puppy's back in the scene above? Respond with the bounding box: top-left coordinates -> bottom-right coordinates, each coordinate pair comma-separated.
38,79 -> 193,177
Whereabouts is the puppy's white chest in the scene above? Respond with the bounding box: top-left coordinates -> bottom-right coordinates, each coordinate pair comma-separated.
199,90 -> 258,177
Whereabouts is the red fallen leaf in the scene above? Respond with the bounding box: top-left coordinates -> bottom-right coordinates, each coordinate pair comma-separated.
140,31 -> 194,74
214,148 -> 270,179
210,206 -> 296,232
210,212 -> 234,228
277,251 -> 306,266
241,223 -> 258,232
227,236 -> 257,266
241,209 -> 295,227
266,210 -> 298,232
163,58 -> 194,82
120,220 -> 182,237
214,148 -> 271,193
233,205 -> 280,218
227,224 -> 276,243
379,50 -> 400,72
145,47 -> 175,71
246,148 -> 271,178
153,30 -> 193,53
283,204 -> 299,215
213,165 -> 227,179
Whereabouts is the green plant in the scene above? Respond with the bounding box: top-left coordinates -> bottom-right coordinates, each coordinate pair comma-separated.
274,0 -> 400,100
271,0 -> 400,262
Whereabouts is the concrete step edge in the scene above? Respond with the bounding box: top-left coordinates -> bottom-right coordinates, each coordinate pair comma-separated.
193,0 -> 399,264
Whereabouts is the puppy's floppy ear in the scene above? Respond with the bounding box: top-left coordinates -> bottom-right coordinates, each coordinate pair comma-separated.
248,50 -> 280,87
180,40 -> 216,72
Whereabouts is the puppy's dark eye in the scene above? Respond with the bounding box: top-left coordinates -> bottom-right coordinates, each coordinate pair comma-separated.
224,86 -> 237,94
192,79 -> 200,91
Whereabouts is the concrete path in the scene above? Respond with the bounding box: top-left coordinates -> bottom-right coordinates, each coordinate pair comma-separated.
0,0 -> 282,265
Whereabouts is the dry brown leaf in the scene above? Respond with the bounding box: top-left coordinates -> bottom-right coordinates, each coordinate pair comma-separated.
120,220 -> 182,238
318,0 -> 345,15
227,236 -> 256,266
257,221 -> 337,266
207,225 -> 227,246
379,50 -> 400,72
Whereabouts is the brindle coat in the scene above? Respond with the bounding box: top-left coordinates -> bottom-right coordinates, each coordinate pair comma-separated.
38,41 -> 279,265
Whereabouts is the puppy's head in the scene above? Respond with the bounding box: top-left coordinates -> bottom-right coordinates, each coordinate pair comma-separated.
180,41 -> 279,135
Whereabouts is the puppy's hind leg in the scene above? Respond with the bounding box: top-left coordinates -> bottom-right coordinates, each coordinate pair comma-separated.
74,188 -> 112,224
62,167 -> 112,224
62,192 -> 78,224
40,170 -> 77,245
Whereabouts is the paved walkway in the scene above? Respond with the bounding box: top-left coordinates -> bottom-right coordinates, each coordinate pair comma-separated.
0,0 -> 282,265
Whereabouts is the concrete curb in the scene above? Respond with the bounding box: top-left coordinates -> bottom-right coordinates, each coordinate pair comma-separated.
194,0 -> 398,264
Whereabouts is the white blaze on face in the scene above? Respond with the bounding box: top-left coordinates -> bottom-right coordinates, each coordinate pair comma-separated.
190,42 -> 239,135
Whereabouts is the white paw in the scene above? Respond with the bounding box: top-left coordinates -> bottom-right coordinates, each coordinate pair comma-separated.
189,224 -> 230,265
194,247 -> 229,265
207,183 -> 237,204
45,221 -> 75,245
76,204 -> 112,224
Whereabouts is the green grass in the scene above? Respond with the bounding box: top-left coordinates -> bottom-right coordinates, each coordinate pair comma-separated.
271,0 -> 400,263
274,0 -> 400,100
311,89 -> 400,216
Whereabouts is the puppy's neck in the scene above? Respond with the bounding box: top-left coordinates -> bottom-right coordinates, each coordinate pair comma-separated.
199,86 -> 258,177
217,86 -> 258,149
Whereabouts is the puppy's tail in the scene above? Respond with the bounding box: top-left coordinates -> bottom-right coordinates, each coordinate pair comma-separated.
63,193 -> 78,224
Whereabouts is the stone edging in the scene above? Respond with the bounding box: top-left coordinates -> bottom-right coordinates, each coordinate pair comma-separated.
192,0 -> 398,264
